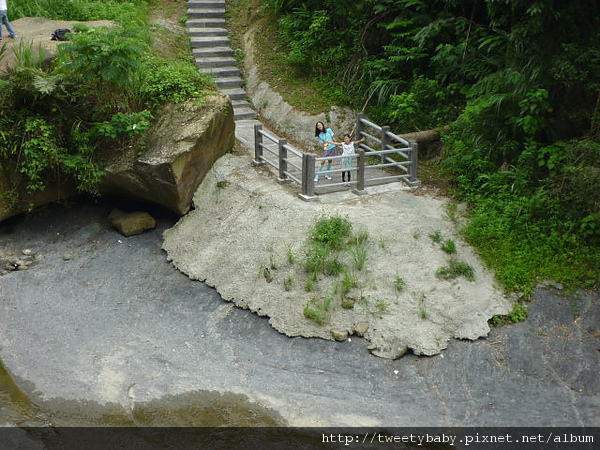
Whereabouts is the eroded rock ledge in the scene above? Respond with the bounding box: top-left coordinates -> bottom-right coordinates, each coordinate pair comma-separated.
162,152 -> 511,359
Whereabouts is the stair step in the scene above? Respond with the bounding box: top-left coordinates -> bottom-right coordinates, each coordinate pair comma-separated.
193,47 -> 234,58
215,77 -> 244,89
231,99 -> 253,108
198,66 -> 240,77
186,18 -> 226,28
195,56 -> 237,68
188,0 -> 225,8
234,108 -> 257,121
190,36 -> 231,48
188,27 -> 228,37
187,9 -> 226,20
222,88 -> 248,101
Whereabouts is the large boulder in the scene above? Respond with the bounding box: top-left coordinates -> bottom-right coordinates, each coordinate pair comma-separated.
0,95 -> 234,221
99,94 -> 235,215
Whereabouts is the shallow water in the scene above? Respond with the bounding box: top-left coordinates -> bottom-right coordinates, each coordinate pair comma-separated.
0,360 -> 51,427
1,362 -> 284,427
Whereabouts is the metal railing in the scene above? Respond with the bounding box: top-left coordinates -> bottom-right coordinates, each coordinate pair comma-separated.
252,114 -> 420,201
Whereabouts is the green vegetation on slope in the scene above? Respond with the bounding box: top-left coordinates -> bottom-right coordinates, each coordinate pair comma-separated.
0,0 -> 214,203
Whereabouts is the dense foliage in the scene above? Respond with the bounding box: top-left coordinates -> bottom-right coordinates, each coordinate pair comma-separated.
268,0 -> 600,292
0,0 -> 213,201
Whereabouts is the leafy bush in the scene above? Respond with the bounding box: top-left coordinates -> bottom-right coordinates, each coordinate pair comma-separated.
138,56 -> 214,108
310,215 -> 352,250
12,0 -> 148,26
489,302 -> 529,326
435,259 -> 475,282
441,239 -> 456,254
55,24 -> 150,98
303,297 -> 332,325
0,0 -> 215,201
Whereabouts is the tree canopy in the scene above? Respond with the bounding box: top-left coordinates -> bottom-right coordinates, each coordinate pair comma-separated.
269,0 -> 600,292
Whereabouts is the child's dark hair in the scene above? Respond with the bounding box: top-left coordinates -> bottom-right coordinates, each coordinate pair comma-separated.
315,121 -> 326,137
343,134 -> 351,139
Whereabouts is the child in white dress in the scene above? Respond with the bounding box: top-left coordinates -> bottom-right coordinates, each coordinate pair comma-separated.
327,134 -> 365,186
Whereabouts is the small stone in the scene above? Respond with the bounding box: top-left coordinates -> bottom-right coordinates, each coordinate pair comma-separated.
17,265 -> 29,271
263,267 -> 273,283
331,330 -> 348,341
63,254 -> 72,261
354,322 -> 369,337
22,249 -> 33,256
5,263 -> 17,271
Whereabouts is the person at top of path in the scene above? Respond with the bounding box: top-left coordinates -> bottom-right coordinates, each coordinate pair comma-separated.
327,134 -> 365,186
314,121 -> 337,182
0,0 -> 17,40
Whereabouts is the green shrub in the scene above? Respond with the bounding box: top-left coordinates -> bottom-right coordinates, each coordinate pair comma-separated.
55,25 -> 150,95
441,239 -> 456,254
394,277 -> 405,292
303,297 -> 332,325
350,232 -> 368,271
436,259 -> 475,281
138,57 -> 214,107
12,0 -> 148,26
310,214 -> 352,250
429,230 -> 442,243
489,302 -> 529,326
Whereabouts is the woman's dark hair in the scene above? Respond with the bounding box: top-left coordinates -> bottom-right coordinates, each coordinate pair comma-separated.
315,121 -> 326,137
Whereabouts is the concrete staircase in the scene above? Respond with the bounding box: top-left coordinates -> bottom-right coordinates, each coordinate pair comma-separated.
187,0 -> 256,120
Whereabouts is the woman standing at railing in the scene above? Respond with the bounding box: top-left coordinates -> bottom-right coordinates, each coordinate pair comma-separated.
314,121 -> 337,181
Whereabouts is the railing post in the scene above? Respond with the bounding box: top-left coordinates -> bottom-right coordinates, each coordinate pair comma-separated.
355,149 -> 366,194
278,138 -> 288,182
381,125 -> 390,164
408,140 -> 421,187
299,153 -> 317,201
356,113 -> 365,141
253,123 -> 263,165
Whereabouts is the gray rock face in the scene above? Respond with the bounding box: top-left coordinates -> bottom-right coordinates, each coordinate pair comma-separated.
100,96 -> 235,216
0,200 -> 598,428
